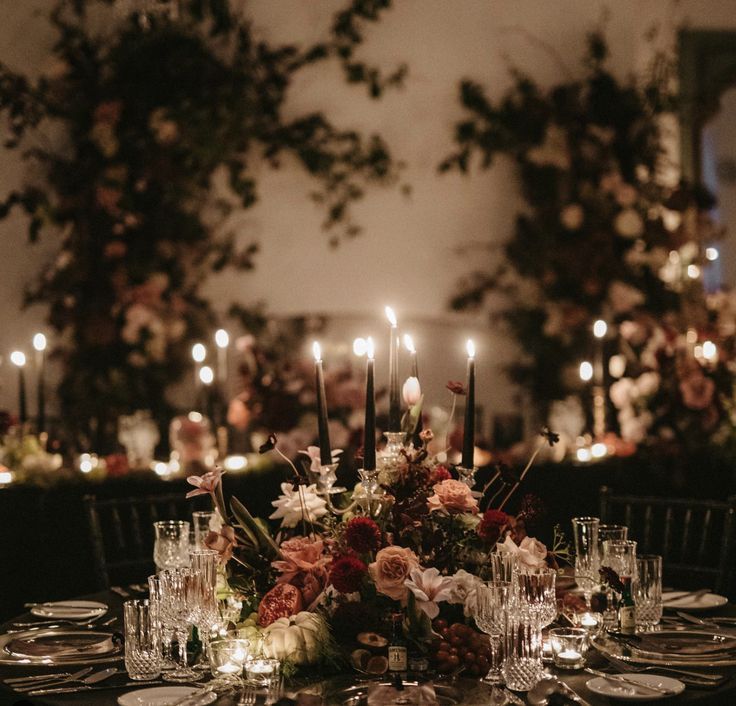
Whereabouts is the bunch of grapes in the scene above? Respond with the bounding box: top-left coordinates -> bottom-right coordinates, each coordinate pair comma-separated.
430,619 -> 493,678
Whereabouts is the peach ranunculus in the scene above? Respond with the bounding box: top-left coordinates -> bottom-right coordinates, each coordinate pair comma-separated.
680,371 -> 715,411
272,536 -> 331,583
205,525 -> 237,564
368,546 -> 419,602
427,479 -> 479,515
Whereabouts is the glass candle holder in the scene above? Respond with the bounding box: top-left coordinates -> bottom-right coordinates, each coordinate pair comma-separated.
245,657 -> 280,686
549,628 -> 588,670
574,611 -> 603,636
209,638 -> 250,678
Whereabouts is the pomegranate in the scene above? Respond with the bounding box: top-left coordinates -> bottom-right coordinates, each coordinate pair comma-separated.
258,583 -> 303,627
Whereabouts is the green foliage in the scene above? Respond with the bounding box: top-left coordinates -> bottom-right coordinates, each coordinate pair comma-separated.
0,0 -> 402,448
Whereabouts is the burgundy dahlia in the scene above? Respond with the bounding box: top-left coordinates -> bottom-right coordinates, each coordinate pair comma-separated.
344,517 -> 382,554
329,555 -> 368,593
478,509 -> 510,543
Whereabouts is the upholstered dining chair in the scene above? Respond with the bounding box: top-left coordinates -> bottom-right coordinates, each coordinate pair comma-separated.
599,486 -> 736,597
84,493 -> 209,590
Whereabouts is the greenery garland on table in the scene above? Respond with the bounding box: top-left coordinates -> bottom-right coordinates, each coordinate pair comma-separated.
0,0 -> 403,450
441,33 -> 736,460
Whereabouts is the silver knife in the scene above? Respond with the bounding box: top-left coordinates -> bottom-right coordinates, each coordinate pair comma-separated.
10,666 -> 92,691
29,679 -> 165,696
13,667 -> 112,693
676,611 -> 719,627
4,672 -> 72,684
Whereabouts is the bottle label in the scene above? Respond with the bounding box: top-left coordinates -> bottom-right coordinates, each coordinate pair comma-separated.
620,605 -> 636,633
388,646 -> 407,671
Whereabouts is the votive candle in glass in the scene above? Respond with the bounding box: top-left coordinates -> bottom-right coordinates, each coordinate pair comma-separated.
209,638 -> 249,678
549,628 -> 588,670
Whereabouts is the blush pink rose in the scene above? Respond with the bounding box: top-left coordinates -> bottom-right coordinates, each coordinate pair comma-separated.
518,537 -> 548,569
271,536 -> 331,582
680,371 -> 715,411
427,479 -> 479,514
368,546 -> 419,602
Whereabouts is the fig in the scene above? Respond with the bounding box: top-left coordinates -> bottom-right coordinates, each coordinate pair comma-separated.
356,632 -> 389,650
351,649 -> 371,671
366,655 -> 389,674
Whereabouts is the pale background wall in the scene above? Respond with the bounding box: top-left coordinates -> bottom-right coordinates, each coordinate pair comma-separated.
1,0 -> 735,437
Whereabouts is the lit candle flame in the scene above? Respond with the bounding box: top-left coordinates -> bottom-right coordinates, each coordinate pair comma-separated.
312,341 -> 322,362
385,306 -> 397,327
199,365 -> 214,385
192,343 -> 206,363
10,351 -> 26,367
593,320 -> 607,339
33,333 -> 47,352
353,338 -> 367,356
579,361 -> 593,382
215,329 -> 229,348
703,340 -> 717,362
466,339 -> 475,359
403,334 -> 415,354
366,337 -> 375,360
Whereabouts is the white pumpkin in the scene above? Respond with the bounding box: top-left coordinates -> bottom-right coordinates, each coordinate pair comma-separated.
262,611 -> 328,665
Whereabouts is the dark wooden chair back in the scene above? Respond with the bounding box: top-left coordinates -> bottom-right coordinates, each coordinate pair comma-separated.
600,486 -> 736,596
84,493 -> 209,590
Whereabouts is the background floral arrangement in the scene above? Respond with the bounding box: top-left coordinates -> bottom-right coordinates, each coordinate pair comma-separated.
440,32 -> 731,459
0,0 -> 403,451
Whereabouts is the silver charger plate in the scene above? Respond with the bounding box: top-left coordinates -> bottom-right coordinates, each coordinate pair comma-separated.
0,628 -> 123,666
593,631 -> 736,668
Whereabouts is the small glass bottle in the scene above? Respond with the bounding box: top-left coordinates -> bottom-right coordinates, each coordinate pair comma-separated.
618,576 -> 636,634
388,612 -> 408,673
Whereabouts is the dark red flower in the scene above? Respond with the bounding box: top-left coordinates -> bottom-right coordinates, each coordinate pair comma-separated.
478,509 -> 510,543
446,381 -> 466,395
344,517 -> 382,554
430,465 -> 452,484
329,555 -> 368,593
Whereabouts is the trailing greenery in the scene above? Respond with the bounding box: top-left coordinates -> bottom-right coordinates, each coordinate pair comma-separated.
0,0 -> 402,449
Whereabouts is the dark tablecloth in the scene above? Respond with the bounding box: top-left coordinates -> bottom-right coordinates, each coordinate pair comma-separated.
2,591 -> 736,706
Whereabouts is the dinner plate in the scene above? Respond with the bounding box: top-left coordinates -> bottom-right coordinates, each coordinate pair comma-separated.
586,674 -> 685,701
662,591 -> 728,611
30,600 -> 107,620
592,632 -> 736,667
117,686 -> 217,706
634,630 -> 736,657
0,628 -> 122,666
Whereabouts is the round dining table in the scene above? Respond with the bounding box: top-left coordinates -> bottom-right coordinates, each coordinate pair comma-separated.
1,590 -> 736,706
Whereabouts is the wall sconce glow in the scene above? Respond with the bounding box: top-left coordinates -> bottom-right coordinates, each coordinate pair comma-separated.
312,341 -> 321,362
215,329 -> 229,348
192,343 -> 206,363
579,361 -> 593,382
703,340 -> 717,362
188,411 -> 203,423
593,320 -> 607,338
224,455 -> 248,471
33,333 -> 47,352
576,447 -> 592,463
10,351 -> 26,367
591,442 -> 607,459
609,354 -> 626,379
687,264 -> 700,279
199,365 -> 214,385
466,339 -> 475,359
403,334 -> 415,354
385,306 -> 397,328
353,337 -> 367,357
706,247 -> 719,261
366,337 -> 375,360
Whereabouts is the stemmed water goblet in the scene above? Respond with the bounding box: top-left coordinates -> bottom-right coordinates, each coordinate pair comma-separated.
473,581 -> 509,684
517,567 -> 557,627
153,520 -> 191,571
159,567 -> 202,682
572,517 -> 600,607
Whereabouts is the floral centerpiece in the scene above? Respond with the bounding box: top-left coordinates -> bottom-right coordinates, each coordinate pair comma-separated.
186,405 -> 560,676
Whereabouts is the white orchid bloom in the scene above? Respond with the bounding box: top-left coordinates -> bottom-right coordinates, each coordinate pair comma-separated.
404,567 -> 454,620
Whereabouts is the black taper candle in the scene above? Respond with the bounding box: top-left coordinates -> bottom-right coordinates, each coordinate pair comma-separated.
314,343 -> 332,466
461,346 -> 475,468
18,365 -> 27,426
37,350 -> 45,434
364,344 -> 376,470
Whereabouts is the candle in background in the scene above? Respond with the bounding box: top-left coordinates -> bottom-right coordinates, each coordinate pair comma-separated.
592,319 -> 607,385
33,333 -> 47,434
385,306 -> 400,431
403,334 -> 418,378
312,341 -> 332,466
214,329 -> 229,384
579,361 -> 593,382
192,342 -> 206,384
364,337 -> 376,471
10,351 -> 27,426
461,340 -> 475,468
199,364 -> 214,420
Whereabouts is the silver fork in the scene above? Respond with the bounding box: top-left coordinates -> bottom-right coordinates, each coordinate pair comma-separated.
239,683 -> 257,706
602,654 -> 723,681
